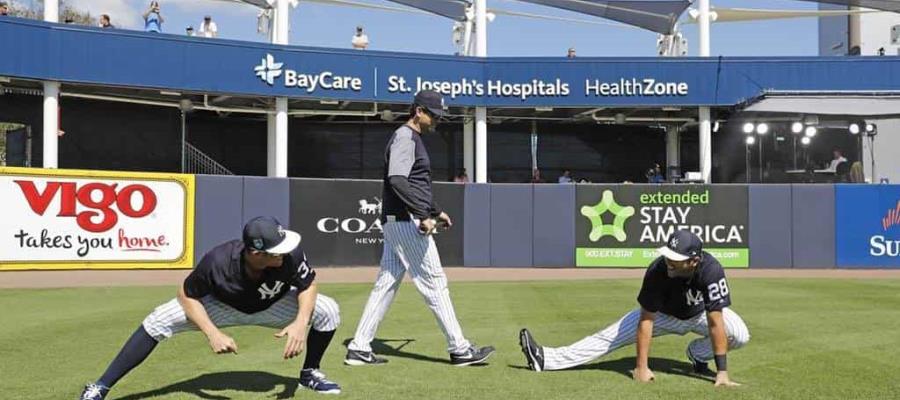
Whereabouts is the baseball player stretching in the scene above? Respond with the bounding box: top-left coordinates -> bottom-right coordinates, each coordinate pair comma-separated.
519,230 -> 749,387
345,90 -> 495,367
80,217 -> 342,400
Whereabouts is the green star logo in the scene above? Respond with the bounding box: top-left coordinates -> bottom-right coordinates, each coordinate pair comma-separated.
581,190 -> 635,242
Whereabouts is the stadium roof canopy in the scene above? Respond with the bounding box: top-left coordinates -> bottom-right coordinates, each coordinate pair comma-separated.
795,0 -> 900,13
509,0 -> 691,34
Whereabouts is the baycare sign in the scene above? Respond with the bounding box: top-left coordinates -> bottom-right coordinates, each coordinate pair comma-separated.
575,185 -> 750,268
836,185 -> 900,268
0,167 -> 195,270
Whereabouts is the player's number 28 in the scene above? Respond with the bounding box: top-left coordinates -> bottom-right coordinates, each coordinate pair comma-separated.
707,278 -> 730,301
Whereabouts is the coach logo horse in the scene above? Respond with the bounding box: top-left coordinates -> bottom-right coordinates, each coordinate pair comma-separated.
358,197 -> 382,215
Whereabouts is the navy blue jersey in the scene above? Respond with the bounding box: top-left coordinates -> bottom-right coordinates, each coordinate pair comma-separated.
637,251 -> 732,320
183,240 -> 315,314
381,125 -> 439,222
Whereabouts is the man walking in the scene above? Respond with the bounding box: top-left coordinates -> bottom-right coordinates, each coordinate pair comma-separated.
345,90 -> 495,367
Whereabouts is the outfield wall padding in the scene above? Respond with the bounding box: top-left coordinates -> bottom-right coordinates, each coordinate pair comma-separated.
749,185 -> 793,269
464,184 -> 492,267
791,184 -> 836,269
194,175 -> 244,264
533,184 -> 576,268
490,184 -> 534,267
242,176 -> 290,229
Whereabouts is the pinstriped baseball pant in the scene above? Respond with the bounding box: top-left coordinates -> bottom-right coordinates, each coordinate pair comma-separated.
542,307 -> 750,371
348,220 -> 471,354
142,289 -> 341,341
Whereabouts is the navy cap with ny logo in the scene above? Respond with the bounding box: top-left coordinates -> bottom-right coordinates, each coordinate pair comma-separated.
242,216 -> 301,255
656,229 -> 703,261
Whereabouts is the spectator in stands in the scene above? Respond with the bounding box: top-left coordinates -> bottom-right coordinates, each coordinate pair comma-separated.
199,15 -> 217,38
558,170 -> 573,184
849,161 -> 865,183
453,170 -> 469,183
827,148 -> 848,172
143,1 -> 164,33
186,26 -> 195,36
567,47 -> 576,58
646,163 -> 665,183
0,2 -> 9,16
352,26 -> 369,50
99,14 -> 114,29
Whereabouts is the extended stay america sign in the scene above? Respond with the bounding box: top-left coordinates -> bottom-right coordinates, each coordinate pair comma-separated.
0,167 -> 195,270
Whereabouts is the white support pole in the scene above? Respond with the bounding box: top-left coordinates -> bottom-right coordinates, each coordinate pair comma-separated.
267,115 -> 276,176
475,108 -> 487,183
699,107 -> 712,183
42,82 -> 59,169
463,116 -> 474,180
275,97 -> 289,177
698,0 -> 711,183
666,124 -> 680,177
271,0 -> 290,177
698,0 -> 710,57
43,0 -> 60,168
474,0 -> 488,183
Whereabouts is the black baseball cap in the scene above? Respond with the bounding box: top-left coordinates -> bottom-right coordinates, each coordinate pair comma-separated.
414,90 -> 445,118
242,216 -> 301,255
657,229 -> 702,261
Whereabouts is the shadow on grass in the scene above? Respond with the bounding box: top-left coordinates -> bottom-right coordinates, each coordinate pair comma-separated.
509,357 -> 715,383
342,338 -> 455,365
114,371 -> 298,400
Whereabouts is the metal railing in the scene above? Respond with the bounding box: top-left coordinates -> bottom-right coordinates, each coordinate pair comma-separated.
184,142 -> 234,175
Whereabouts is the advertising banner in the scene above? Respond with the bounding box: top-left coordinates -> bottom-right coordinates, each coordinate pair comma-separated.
575,185 -> 749,268
290,179 -> 464,266
0,167 -> 195,270
836,184 -> 900,267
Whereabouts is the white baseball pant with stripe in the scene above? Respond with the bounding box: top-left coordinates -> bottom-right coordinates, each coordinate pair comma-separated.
142,288 -> 340,342
542,307 -> 749,371
348,220 -> 471,354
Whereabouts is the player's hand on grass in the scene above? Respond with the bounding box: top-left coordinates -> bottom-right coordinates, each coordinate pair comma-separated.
631,367 -> 656,383
436,212 -> 452,229
714,371 -> 741,387
275,321 -> 307,360
208,330 -> 238,354
419,218 -> 437,235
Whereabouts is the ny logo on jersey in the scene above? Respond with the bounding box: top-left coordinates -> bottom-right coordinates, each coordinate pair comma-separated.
685,289 -> 704,306
258,281 -> 285,300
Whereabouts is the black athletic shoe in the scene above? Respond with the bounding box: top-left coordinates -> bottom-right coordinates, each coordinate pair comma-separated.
450,345 -> 496,366
344,349 -> 388,366
519,329 -> 545,372
686,348 -> 715,376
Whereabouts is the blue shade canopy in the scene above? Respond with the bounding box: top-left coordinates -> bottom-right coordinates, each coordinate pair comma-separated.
386,0 -> 471,20
794,0 -> 900,13
514,0 -> 692,34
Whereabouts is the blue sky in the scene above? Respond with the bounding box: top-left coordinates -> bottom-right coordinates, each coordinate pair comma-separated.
47,0 -> 823,56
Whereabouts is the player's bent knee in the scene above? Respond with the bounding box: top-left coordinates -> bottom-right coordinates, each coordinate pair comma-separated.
314,296 -> 341,331
729,329 -> 750,349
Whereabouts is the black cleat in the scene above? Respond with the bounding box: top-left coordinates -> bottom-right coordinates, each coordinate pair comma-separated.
450,345 -> 496,366
686,348 -> 715,376
519,329 -> 545,372
344,349 -> 388,366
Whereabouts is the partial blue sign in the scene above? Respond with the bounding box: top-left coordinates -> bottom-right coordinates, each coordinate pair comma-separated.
835,185 -> 900,268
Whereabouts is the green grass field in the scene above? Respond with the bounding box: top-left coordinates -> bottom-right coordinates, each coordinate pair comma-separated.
3,278 -> 900,399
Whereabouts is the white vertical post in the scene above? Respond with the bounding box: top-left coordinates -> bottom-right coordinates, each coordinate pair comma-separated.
42,82 -> 59,169
270,0 -> 290,177
698,0 -> 712,182
666,124 -> 680,177
463,116 -> 474,180
275,97 -> 289,177
267,115 -> 276,176
43,0 -> 60,168
474,0 -> 488,183
699,108 -> 712,182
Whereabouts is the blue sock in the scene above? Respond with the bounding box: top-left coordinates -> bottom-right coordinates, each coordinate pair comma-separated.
97,326 -> 158,388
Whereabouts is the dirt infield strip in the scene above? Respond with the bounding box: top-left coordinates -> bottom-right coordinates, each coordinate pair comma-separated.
2,267 -> 899,289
